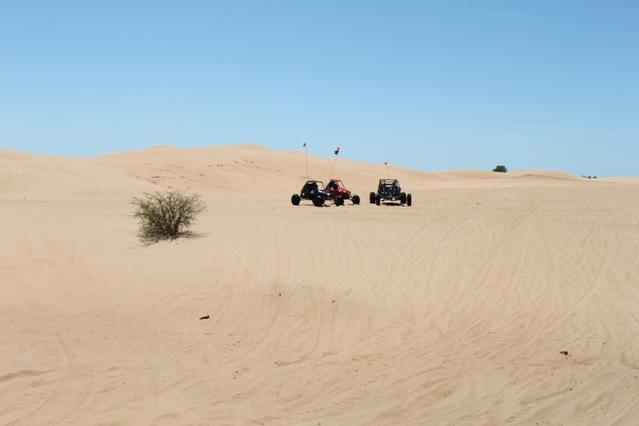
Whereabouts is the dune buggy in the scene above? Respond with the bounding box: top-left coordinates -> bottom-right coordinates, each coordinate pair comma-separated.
370,179 -> 412,206
324,179 -> 360,206
291,180 -> 328,207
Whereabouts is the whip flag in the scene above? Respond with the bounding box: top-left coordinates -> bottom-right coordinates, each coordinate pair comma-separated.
328,146 -> 341,178
303,142 -> 309,179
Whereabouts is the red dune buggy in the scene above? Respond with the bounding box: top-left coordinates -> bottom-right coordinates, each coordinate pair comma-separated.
324,179 -> 360,206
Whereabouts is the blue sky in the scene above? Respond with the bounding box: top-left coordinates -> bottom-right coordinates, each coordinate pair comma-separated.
1,0 -> 637,175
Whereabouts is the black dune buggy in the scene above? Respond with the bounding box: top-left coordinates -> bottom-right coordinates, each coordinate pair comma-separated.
369,179 -> 412,206
291,180 -> 327,207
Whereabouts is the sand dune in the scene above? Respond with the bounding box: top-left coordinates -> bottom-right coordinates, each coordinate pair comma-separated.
2,145 -> 639,425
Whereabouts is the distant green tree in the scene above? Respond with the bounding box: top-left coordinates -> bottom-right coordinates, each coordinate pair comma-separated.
493,165 -> 508,173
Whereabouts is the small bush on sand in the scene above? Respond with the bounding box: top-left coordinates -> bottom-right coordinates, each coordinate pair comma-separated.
493,165 -> 508,173
133,190 -> 205,240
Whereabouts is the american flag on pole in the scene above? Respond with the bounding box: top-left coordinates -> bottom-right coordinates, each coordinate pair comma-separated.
334,146 -> 340,155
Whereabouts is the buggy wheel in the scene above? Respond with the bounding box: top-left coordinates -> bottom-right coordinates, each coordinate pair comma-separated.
375,195 -> 381,206
407,193 -> 412,207
369,192 -> 376,204
399,192 -> 407,204
312,196 -> 325,207
352,194 -> 360,205
291,194 -> 301,206
334,196 -> 344,206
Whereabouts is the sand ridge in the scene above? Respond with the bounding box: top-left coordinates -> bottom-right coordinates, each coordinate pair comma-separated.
2,145 -> 639,425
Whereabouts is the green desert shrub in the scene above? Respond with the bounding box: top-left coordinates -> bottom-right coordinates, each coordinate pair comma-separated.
493,165 -> 508,173
133,190 -> 205,240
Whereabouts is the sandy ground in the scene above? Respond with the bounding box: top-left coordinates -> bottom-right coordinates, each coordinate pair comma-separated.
2,144 -> 639,425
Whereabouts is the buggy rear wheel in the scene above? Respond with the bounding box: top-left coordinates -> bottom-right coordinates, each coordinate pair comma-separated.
334,196 -> 344,206
407,193 -> 412,207
369,192 -> 376,204
312,196 -> 325,207
291,194 -> 301,206
400,192 -> 407,204
375,195 -> 381,206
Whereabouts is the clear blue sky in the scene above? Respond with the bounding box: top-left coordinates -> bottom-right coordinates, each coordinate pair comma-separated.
1,1 -> 637,175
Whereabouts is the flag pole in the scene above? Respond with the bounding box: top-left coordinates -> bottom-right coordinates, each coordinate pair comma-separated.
304,143 -> 309,179
328,147 -> 340,179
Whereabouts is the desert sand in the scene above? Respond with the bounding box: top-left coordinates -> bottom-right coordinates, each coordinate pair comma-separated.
1,144 -> 639,425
